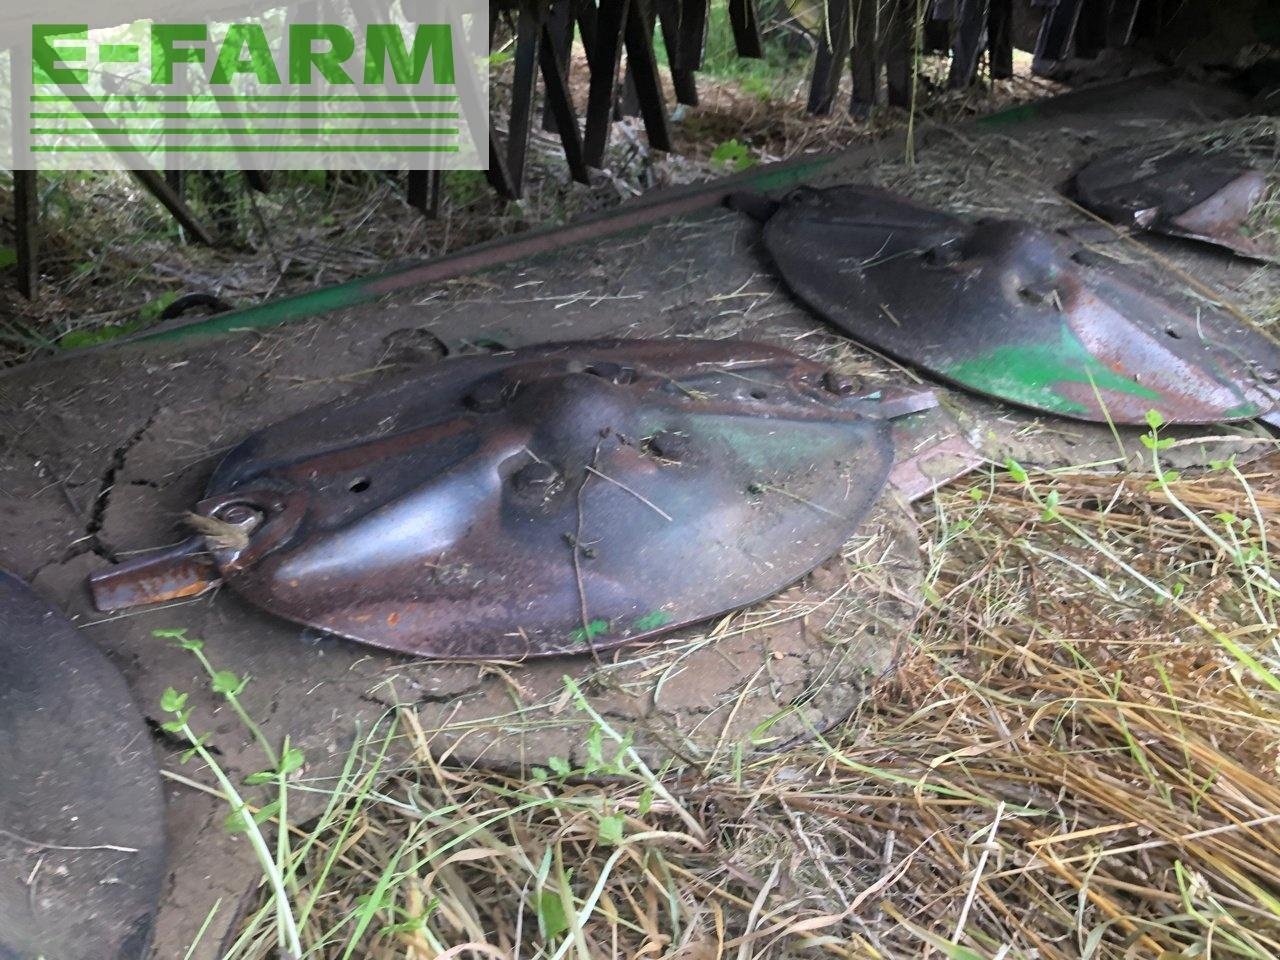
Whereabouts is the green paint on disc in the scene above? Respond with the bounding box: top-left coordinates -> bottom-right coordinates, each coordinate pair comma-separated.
946,323 -> 1162,416
631,609 -> 673,633
977,103 -> 1038,127
1224,401 -> 1263,419
571,618 -> 610,643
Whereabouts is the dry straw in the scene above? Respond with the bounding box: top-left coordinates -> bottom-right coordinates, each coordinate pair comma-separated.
214,449 -> 1280,959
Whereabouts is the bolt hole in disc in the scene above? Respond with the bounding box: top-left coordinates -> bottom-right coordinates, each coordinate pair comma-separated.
750,389 -> 768,400
1166,328 -> 1181,339
349,477 -> 371,493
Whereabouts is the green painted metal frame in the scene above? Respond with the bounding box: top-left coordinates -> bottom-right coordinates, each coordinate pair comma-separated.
109,152 -> 845,348
9,78 -> 1155,367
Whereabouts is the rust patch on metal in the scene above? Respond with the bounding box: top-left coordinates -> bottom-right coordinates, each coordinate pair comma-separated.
0,571 -> 165,960
91,538 -> 219,611
888,408 -> 985,502
747,184 -> 1280,425
1072,148 -> 1277,261
90,339 -> 926,659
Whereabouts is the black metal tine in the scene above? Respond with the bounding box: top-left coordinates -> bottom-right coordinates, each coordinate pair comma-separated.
539,19 -> 592,183
407,170 -> 430,216
947,0 -> 990,88
617,0 -> 657,118
34,67 -> 216,245
542,0 -> 576,132
138,169 -> 217,244
923,0 -> 953,53
850,0 -> 880,116
1106,0 -> 1143,48
679,0 -> 709,70
507,4 -> 544,198
808,0 -> 853,115
1033,0 -> 1084,74
486,123 -> 519,200
727,0 -> 764,58
583,0 -> 632,167
13,170 -> 37,300
623,0 -> 673,152
657,0 -> 699,105
575,0 -> 601,67
428,170 -> 443,217
883,0 -> 914,108
988,0 -> 1014,79
407,170 -> 444,218
8,47 -> 37,298
436,1 -> 513,201
1077,0 -> 1111,58
655,0 -> 684,70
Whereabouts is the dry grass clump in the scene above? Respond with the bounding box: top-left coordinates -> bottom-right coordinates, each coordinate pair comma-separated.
216,446 -> 1280,960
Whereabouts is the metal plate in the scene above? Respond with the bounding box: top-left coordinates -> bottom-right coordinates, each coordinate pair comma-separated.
0,572 -> 165,960
92,339 -> 899,659
755,184 -> 1280,425
1072,147 -> 1277,261
394,497 -> 925,772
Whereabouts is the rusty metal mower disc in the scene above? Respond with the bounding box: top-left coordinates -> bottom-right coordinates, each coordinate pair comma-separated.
1072,147 -> 1278,262
91,339 -> 908,660
367,496 -> 924,771
0,572 -> 165,960
748,184 -> 1280,425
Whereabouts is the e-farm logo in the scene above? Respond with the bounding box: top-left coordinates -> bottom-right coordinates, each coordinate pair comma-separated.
5,1 -> 487,170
